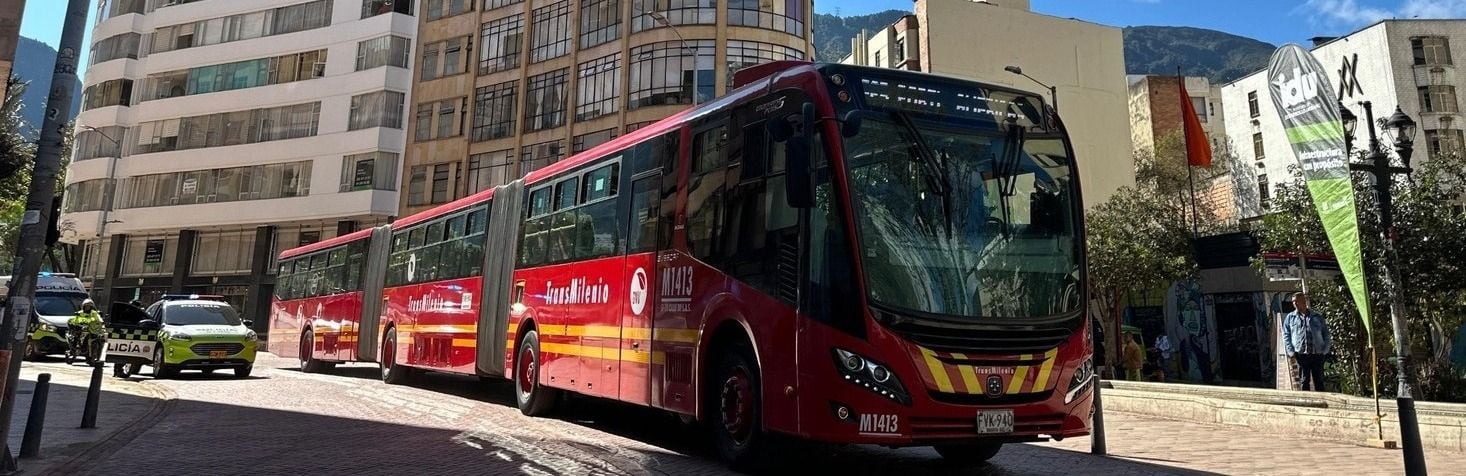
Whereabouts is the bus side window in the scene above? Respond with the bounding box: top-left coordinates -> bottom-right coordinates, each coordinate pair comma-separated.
686,122 -> 729,259
627,175 -> 660,253
465,206 -> 488,276
519,187 -> 553,267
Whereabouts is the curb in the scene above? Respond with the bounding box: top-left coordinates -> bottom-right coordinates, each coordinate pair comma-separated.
28,368 -> 178,476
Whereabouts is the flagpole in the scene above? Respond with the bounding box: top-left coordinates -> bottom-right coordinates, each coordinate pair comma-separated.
1179,69 -> 1200,237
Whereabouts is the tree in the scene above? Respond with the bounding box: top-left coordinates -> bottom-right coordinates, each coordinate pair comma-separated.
1255,154 -> 1466,401
0,75 -> 73,273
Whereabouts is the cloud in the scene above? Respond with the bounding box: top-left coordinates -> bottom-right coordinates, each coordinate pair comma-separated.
1300,0 -> 1466,31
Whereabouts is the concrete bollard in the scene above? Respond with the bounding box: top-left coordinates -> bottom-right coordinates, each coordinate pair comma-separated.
19,373 -> 51,458
1091,374 -> 1107,455
80,364 -> 102,429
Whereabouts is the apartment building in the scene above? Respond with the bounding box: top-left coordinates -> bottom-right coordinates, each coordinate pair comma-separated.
62,0 -> 416,323
399,0 -> 813,215
1222,20 -> 1466,219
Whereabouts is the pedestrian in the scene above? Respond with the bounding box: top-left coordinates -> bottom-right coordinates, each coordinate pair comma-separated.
1283,292 -> 1331,391
1123,334 -> 1145,381
1155,334 -> 1173,381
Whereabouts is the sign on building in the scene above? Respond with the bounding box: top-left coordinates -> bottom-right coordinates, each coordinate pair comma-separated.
1262,252 -> 1341,281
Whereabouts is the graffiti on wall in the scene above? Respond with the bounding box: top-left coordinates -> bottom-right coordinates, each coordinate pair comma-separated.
1166,281 -> 1220,383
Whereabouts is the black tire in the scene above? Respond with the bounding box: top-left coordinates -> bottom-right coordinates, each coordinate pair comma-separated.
234,365 -> 253,378
381,327 -> 409,384
300,329 -> 334,373
86,337 -> 103,367
154,345 -> 177,379
24,339 -> 42,361
934,442 -> 1004,466
514,330 -> 558,416
712,345 -> 767,470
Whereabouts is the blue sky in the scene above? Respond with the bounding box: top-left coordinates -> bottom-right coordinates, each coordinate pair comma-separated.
819,0 -> 1466,46
18,1 -> 96,69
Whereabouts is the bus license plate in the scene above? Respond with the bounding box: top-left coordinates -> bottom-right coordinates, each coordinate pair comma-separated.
976,410 -> 1014,434
210,351 -> 227,358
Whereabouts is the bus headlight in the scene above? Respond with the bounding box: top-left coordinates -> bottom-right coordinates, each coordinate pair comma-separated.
1064,357 -> 1095,404
833,349 -> 911,405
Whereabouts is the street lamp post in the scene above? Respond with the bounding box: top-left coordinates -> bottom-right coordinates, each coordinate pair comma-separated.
645,11 -> 700,107
1004,65 -> 1057,112
1346,101 -> 1427,476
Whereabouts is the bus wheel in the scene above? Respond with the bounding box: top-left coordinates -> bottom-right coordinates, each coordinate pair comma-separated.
301,329 -> 334,373
381,327 -> 409,384
934,442 -> 1003,466
714,347 -> 767,470
515,330 -> 558,416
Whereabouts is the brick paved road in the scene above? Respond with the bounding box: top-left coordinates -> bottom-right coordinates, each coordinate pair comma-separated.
34,354 -> 1466,475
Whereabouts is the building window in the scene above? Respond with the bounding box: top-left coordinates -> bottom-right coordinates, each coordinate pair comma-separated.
81,79 -> 133,111
130,102 -> 321,155
1247,91 -> 1259,118
530,1 -> 572,63
1412,37 -> 1453,66
362,0 -> 414,18
580,0 -> 621,49
415,103 -> 433,141
90,32 -> 140,65
78,239 -> 110,281
625,121 -> 657,133
357,35 -> 412,70
483,0 -> 523,10
873,51 -> 882,68
893,37 -> 905,64
520,140 -> 565,176
1258,174 -> 1270,211
425,0 -> 470,20
442,37 -> 467,76
74,126 -> 127,161
141,49 -> 328,102
416,98 -> 466,141
472,81 -> 518,142
479,14 -> 524,74
466,150 -> 513,194
573,129 -> 617,153
726,40 -> 805,79
191,229 -> 257,276
632,0 -> 716,32
524,69 -> 569,132
1426,129 -> 1466,157
1419,85 -> 1459,113
421,42 -> 440,81
349,91 -> 406,130
431,163 -> 454,204
98,0 -> 145,22
407,165 -> 429,205
112,161 -> 312,209
629,40 -> 715,109
1192,96 -> 1208,122
728,0 -> 805,37
121,236 -> 177,277
151,1 -> 333,54
340,152 -> 400,191
576,54 -> 620,122
63,180 -> 112,213
1252,132 -> 1264,161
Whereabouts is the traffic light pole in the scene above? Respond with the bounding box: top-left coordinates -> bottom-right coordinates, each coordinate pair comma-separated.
0,0 -> 86,471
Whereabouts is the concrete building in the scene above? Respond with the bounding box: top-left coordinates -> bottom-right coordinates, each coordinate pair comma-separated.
1222,20 -> 1466,219
398,0 -> 813,215
61,0 -> 417,323
840,0 -> 1134,206
1128,75 -> 1236,222
0,0 -> 23,93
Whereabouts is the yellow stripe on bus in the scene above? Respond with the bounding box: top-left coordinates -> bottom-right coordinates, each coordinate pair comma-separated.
951,353 -> 981,395
452,338 -> 476,347
654,328 -> 700,344
1007,354 -> 1032,394
921,348 -> 954,393
1033,349 -> 1059,391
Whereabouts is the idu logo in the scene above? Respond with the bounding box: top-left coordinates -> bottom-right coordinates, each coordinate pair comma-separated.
1273,67 -> 1320,108
629,268 -> 649,316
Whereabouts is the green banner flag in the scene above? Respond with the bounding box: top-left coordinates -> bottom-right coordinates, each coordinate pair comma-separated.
1266,44 -> 1371,337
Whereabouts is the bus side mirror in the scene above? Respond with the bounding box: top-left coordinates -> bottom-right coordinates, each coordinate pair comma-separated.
781,102 -> 818,209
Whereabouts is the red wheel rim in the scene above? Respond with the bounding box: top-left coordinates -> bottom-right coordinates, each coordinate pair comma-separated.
301,331 -> 312,366
518,347 -> 537,395
720,366 -> 754,445
383,332 -> 396,374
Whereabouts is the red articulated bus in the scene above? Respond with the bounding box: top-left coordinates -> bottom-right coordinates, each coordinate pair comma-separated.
272,61 -> 1092,468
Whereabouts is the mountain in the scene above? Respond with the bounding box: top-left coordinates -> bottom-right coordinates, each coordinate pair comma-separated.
1123,26 -> 1276,84
813,10 -> 910,62
811,13 -> 1275,84
11,36 -> 83,137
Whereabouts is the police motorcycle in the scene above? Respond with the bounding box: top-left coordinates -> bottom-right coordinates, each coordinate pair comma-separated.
65,301 -> 106,366
106,302 -> 160,378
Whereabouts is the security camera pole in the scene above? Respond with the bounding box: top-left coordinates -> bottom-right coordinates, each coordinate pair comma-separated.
0,0 -> 87,471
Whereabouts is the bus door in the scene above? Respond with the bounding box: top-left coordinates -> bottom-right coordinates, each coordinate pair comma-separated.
619,163 -> 662,406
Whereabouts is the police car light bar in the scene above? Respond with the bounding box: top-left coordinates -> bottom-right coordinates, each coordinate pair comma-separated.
159,294 -> 226,301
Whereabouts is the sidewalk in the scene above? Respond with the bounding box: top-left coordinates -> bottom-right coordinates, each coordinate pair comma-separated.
7,361 -> 173,475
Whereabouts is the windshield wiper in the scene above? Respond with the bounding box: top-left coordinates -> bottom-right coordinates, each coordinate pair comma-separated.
890,111 -> 954,237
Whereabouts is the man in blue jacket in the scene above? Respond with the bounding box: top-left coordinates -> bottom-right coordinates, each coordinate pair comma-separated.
1283,292 -> 1331,391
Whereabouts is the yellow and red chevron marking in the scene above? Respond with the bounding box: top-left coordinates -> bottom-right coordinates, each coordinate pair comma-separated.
910,347 -> 1060,395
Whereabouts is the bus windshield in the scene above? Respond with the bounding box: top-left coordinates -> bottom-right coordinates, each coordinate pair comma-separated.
841,109 -> 1080,320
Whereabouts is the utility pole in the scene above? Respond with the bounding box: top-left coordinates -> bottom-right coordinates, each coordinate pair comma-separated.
0,0 -> 86,471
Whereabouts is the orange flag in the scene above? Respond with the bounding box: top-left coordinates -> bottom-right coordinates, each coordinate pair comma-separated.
1179,80 -> 1213,167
